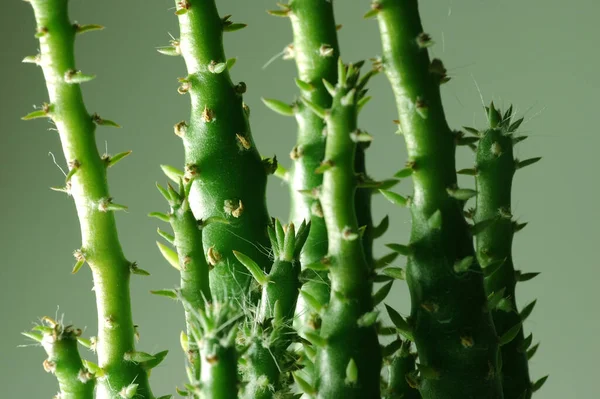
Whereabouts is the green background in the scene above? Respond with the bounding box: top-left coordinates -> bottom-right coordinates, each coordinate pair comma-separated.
1,0 -> 597,397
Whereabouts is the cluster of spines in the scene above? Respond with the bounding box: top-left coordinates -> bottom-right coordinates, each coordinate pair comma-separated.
22,1 -> 161,397
469,103 -> 546,398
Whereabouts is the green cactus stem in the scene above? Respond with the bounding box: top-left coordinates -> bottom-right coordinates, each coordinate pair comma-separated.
24,1 -> 154,397
169,0 -> 271,300
372,1 -> 503,397
235,219 -> 310,398
383,339 -> 420,399
305,60 -> 381,398
152,175 -> 213,380
24,318 -> 95,399
182,301 -> 241,399
473,103 -> 542,398
265,0 -> 341,339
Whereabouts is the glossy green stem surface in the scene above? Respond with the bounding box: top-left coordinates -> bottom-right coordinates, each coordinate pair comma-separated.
287,0 -> 340,330
385,341 -> 420,399
174,0 -> 271,300
315,69 -> 381,398
27,1 -> 153,397
475,123 -> 532,398
40,326 -> 94,399
375,1 -> 502,397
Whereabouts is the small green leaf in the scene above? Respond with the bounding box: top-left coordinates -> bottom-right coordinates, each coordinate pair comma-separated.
64,70 -> 96,84
519,300 -> 537,322
149,212 -> 170,223
379,190 -> 408,207
72,258 -> 85,274
208,61 -> 227,74
357,95 -> 372,112
363,8 -> 379,19
267,9 -> 291,17
357,311 -> 379,328
295,78 -> 314,92
261,98 -> 295,116
516,157 -> 542,169
385,305 -> 413,341
299,289 -> 324,314
22,109 -> 50,120
385,243 -> 412,256
373,281 -> 394,306
509,117 -> 524,133
92,114 -> 121,127
322,78 -> 337,96
516,271 -> 540,282
463,126 -> 480,136
304,331 -> 327,348
301,97 -> 327,119
124,351 -> 155,363
447,187 -> 477,201
372,215 -> 389,239
531,375 -> 548,392
375,252 -> 400,269
22,331 -> 43,343
457,168 -> 477,176
428,209 -> 442,230
471,217 -> 497,235
345,358 -> 358,384
499,322 -> 522,346
382,267 -> 405,280
453,256 -> 474,273
527,343 -> 540,360
394,167 -> 413,178
150,289 -> 178,300
233,251 -> 269,285
518,333 -> 533,353
107,150 -> 132,168
293,373 -> 316,395
157,228 -> 175,245
226,57 -> 237,70
75,24 -> 105,34
142,350 -> 169,370
223,23 -> 247,32
156,241 -> 180,270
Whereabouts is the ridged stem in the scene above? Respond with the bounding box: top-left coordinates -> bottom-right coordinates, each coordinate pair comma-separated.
173,0 -> 271,300
374,1 -> 503,397
286,0 -> 340,332
26,1 -> 152,397
474,107 -> 533,398
313,63 -> 381,398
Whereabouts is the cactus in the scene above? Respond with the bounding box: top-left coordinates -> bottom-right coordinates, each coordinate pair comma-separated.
22,1 -> 546,398
472,103 -> 546,398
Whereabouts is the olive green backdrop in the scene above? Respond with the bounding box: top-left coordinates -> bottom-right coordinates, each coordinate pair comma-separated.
0,0 -> 597,397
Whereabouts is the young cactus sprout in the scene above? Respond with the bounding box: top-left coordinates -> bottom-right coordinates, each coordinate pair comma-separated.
168,0 -> 271,300
24,317 -> 95,399
306,60 -> 382,398
473,103 -> 544,398
372,1 -> 503,397
152,176 -> 214,380
23,1 -> 153,397
234,219 -> 310,398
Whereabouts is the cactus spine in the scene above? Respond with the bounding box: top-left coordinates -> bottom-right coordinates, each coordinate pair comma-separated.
170,0 -> 271,300
373,1 -> 503,397
23,1 -> 155,397
473,104 -> 544,398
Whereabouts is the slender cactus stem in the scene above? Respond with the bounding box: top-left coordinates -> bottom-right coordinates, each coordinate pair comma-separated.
373,1 -> 503,397
24,1 -> 153,397
171,0 -> 271,300
384,340 -> 420,399
25,318 -> 95,399
310,61 -> 381,398
154,177 -> 213,380
283,0 -> 340,333
474,104 -> 537,399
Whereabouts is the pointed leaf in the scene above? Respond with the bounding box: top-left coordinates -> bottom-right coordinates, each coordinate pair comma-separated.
516,157 -> 542,169
394,167 -> 413,178
516,271 -> 540,282
527,343 -> 540,360
380,190 -> 408,207
150,289 -> 178,300
385,243 -> 412,256
453,256 -> 474,273
373,281 -> 394,306
372,215 -> 389,239
531,375 -> 548,392
149,212 -> 170,223
382,267 -> 405,280
261,98 -> 295,116
385,305 -> 414,341
142,350 -> 169,370
519,300 -> 537,322
447,188 -> 477,201
375,252 -> 399,269
301,97 -> 327,119
156,241 -> 180,270
499,322 -> 522,346
232,251 -> 269,285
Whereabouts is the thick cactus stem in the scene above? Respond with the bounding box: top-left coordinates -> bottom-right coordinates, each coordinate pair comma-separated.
172,0 -> 270,300
26,318 -> 95,399
313,61 -> 381,398
25,1 -> 153,397
474,104 -> 536,399
374,1 -> 503,397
